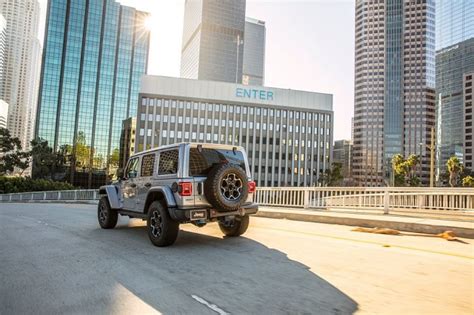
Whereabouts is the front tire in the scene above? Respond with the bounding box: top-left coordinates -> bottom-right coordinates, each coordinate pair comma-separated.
147,201 -> 179,247
98,196 -> 118,229
218,215 -> 249,237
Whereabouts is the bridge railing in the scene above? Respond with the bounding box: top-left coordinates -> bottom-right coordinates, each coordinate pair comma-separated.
254,187 -> 474,212
0,189 -> 99,202
1,187 -> 473,213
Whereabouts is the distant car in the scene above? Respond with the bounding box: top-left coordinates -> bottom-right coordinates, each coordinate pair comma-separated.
98,143 -> 258,246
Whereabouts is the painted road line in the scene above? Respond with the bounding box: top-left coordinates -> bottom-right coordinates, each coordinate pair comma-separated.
191,295 -> 229,315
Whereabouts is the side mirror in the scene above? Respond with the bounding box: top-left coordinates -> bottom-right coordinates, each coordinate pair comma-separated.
116,168 -> 124,180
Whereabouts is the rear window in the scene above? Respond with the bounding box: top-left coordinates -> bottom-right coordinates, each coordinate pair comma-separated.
189,148 -> 246,176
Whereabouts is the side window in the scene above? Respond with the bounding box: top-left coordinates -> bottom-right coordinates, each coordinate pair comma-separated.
141,154 -> 156,177
158,149 -> 179,175
126,157 -> 139,179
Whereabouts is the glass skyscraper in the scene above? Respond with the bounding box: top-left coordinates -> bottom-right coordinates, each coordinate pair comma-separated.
353,0 -> 436,186
35,0 -> 150,188
242,17 -> 266,86
436,0 -> 474,50
180,0 -> 246,83
435,0 -> 474,177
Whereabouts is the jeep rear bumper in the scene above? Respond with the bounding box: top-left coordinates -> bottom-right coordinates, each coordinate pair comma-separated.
169,203 -> 258,222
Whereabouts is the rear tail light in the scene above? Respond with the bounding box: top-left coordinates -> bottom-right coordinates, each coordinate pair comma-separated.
248,181 -> 256,193
178,182 -> 193,196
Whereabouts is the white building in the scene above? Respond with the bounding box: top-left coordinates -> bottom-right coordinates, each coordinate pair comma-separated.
137,76 -> 334,187
0,100 -> 8,129
0,0 -> 41,150
0,14 -> 5,96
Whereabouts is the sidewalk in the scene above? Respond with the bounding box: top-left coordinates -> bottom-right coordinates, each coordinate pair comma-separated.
256,207 -> 474,238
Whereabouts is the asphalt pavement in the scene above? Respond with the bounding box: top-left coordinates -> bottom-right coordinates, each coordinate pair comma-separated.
0,203 -> 472,314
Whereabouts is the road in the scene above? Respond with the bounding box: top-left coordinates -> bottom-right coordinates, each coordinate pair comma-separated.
0,203 -> 472,315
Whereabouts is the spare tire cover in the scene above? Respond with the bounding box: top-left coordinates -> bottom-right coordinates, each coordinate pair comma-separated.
204,163 -> 249,212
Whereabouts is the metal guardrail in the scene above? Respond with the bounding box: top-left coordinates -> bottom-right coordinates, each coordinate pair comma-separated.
1,187 -> 473,213
254,187 -> 474,212
0,189 -> 99,202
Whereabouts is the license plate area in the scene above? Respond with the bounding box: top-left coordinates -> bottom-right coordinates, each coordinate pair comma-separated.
190,210 -> 207,221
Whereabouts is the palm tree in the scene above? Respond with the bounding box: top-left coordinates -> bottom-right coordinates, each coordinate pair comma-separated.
446,156 -> 463,187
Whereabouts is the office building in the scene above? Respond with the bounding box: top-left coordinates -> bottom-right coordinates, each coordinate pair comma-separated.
35,0 -> 150,188
435,0 -> 474,179
0,100 -> 8,129
137,76 -> 333,187
0,0 -> 41,150
0,14 -> 5,97
180,0 -> 246,83
333,139 -> 353,185
436,0 -> 474,51
119,117 -> 136,170
436,38 -> 474,173
353,0 -> 436,186
465,72 -> 474,171
242,17 -> 265,86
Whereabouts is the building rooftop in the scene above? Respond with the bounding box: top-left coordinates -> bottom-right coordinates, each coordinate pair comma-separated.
140,75 -> 333,112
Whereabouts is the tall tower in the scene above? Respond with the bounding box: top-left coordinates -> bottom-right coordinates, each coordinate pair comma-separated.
435,0 -> 474,178
352,0 -> 436,186
242,17 -> 266,86
0,0 -> 41,150
180,0 -> 246,83
35,0 -> 150,188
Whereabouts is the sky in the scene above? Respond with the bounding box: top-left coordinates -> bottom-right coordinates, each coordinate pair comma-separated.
37,0 -> 355,141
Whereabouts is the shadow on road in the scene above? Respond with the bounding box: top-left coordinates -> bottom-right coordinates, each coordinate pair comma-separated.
101,221 -> 359,314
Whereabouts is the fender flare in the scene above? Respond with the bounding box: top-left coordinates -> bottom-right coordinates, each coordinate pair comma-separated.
145,186 -> 177,210
99,185 -> 122,209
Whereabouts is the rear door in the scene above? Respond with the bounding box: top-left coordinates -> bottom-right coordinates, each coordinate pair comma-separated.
136,152 -> 157,211
122,156 -> 140,210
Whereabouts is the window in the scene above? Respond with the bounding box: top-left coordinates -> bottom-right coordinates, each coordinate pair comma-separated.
158,150 -> 179,175
141,154 -> 155,177
126,157 -> 139,179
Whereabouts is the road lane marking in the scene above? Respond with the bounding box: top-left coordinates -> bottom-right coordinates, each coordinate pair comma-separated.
191,295 -> 229,315
254,226 -> 474,260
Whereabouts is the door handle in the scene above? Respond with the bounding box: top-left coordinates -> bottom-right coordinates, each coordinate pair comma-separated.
144,182 -> 152,188
130,183 -> 137,188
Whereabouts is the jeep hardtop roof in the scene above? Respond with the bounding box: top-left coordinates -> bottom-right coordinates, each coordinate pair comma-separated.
130,142 -> 246,159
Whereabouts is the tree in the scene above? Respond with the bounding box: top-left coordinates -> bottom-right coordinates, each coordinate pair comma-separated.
391,154 -> 420,186
446,156 -> 463,187
319,162 -> 343,186
74,131 -> 91,168
0,128 -> 30,175
462,175 -> 474,187
30,138 -> 67,180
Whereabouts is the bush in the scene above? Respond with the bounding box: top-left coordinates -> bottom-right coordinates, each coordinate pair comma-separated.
0,176 -> 74,194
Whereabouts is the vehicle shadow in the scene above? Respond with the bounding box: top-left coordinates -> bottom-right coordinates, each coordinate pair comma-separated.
99,221 -> 359,314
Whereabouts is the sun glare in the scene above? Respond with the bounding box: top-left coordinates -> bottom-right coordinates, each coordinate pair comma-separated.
144,15 -> 154,32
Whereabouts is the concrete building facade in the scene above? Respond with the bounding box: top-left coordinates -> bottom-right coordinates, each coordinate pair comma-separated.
0,100 -> 8,129
136,76 -> 334,187
353,0 -> 436,186
0,0 -> 41,150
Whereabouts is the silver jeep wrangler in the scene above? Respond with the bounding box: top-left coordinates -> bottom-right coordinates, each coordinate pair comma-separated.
98,143 -> 258,247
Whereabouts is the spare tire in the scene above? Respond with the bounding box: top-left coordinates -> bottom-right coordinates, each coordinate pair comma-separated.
204,163 -> 249,212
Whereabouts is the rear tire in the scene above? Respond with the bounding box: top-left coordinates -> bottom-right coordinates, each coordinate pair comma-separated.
218,215 -> 249,237
147,201 -> 179,247
98,196 -> 118,229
